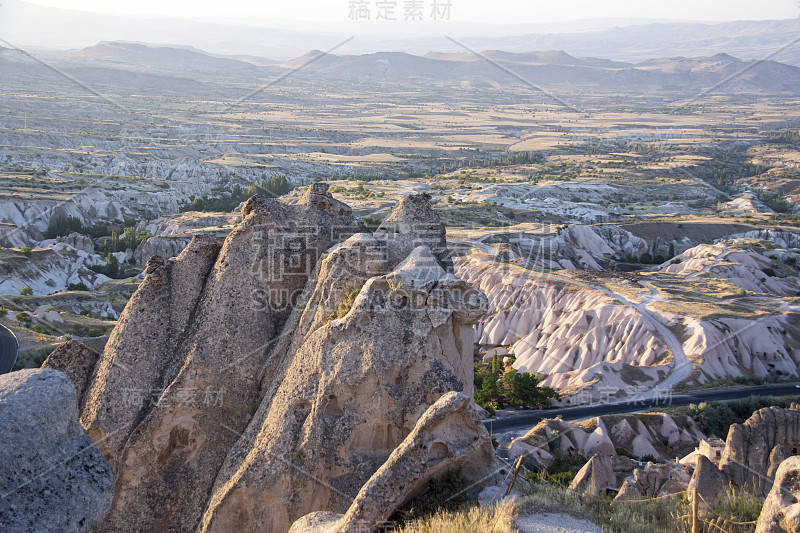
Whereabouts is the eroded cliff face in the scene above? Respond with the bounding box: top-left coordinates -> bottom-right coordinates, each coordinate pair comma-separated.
81,235 -> 223,466
78,189 -> 489,533
287,392 -> 498,533
199,246 -> 485,533
83,184 -> 366,532
720,407 -> 800,495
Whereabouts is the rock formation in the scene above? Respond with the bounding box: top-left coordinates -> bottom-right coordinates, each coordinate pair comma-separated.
287,392 -> 497,533
198,244 -> 486,532
756,456 -> 800,533
374,193 -> 452,271
570,454 -> 617,495
457,256 -> 673,399
682,406 -> 800,504
85,184 -> 366,532
663,243 -> 800,297
459,235 -> 800,400
632,463 -> 670,497
687,456 -> 729,503
719,407 -> 800,495
517,413 -> 704,463
41,339 -> 100,410
71,188 -> 489,533
0,369 -> 113,533
80,235 -> 224,465
612,481 -> 642,504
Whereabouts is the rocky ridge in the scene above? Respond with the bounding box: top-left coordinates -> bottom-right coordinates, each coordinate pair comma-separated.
65,188 -> 495,533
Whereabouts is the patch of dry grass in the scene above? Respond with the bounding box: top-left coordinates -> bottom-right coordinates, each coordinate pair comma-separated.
396,501 -> 518,533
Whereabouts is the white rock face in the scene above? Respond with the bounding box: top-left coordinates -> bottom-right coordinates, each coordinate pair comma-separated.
518,413 -> 706,464
661,242 -> 800,297
0,179 -> 214,249
0,247 -> 110,295
683,315 -> 800,381
476,223 -> 648,272
724,193 -> 773,215
457,256 -> 673,399
459,239 -> 800,400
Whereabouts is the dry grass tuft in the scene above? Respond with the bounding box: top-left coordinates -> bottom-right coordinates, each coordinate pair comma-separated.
396,500 -> 518,533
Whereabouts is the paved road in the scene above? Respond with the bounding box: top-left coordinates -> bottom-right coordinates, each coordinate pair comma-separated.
484,383 -> 800,434
0,324 -> 18,374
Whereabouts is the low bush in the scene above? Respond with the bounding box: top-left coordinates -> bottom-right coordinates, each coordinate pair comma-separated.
688,395 -> 786,437
87,326 -> 108,337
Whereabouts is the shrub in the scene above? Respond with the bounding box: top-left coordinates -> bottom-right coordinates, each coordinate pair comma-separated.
549,471 -> 576,487
67,282 -> 89,291
361,216 -> 382,232
80,310 -> 92,317
12,345 -> 57,370
87,327 -> 108,337
15,312 -> 31,327
688,395 -> 783,437
19,246 -> 32,257
19,286 -> 33,295
326,288 -> 361,322
43,215 -> 84,239
0,306 -> 6,317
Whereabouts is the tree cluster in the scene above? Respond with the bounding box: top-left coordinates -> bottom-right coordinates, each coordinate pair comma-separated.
89,253 -> 127,279
104,227 -> 150,254
474,352 -> 558,414
182,175 -> 294,213
687,395 -> 786,438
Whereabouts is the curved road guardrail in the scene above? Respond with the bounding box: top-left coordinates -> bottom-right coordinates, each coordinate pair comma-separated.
484,383 -> 800,434
0,324 -> 19,374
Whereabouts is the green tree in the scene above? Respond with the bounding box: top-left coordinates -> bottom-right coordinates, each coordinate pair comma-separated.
490,351 -> 502,379
106,253 -> 119,278
503,370 -> 555,406
106,230 -> 119,254
474,355 -> 501,409
122,226 -> 137,250
19,286 -> 33,295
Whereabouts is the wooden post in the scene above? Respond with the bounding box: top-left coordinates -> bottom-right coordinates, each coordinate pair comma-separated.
505,456 -> 525,497
692,487 -> 699,533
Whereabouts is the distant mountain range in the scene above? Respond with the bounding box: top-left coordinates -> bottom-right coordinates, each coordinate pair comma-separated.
279,49 -> 800,96
3,39 -> 800,99
57,42 -> 274,76
1,0 -> 799,66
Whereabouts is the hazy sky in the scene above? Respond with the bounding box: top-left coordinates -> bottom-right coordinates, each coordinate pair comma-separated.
24,0 -> 800,23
